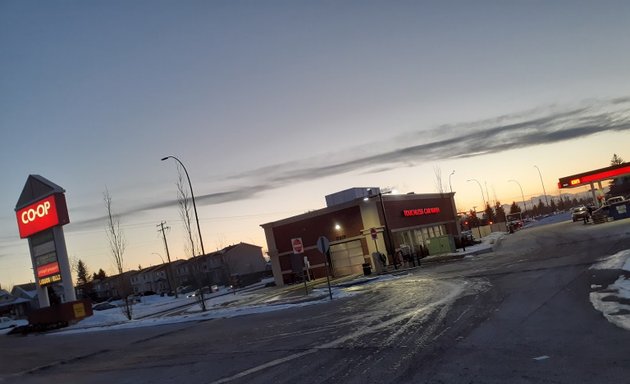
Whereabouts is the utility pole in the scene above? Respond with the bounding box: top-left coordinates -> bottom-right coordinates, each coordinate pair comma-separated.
157,221 -> 177,298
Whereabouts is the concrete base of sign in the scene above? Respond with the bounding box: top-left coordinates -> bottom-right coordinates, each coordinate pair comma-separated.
372,252 -> 386,274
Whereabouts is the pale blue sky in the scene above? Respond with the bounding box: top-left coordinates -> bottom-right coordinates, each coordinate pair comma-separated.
2,1 -> 630,286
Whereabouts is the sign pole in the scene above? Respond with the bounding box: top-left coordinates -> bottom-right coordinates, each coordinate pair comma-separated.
316,236 -> 333,301
325,250 -> 333,300
370,227 -> 379,254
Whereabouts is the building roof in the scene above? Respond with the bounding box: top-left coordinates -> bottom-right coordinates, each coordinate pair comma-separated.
261,190 -> 456,228
11,283 -> 38,299
201,242 -> 262,258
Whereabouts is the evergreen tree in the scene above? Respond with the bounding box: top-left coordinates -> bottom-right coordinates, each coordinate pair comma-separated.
76,259 -> 90,285
484,203 -> 495,223
92,268 -> 107,281
494,201 -> 506,222
608,153 -> 630,198
468,209 -> 480,227
509,201 -> 521,214
611,153 -> 624,165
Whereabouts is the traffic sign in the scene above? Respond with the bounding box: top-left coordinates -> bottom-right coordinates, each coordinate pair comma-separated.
316,236 -> 330,254
291,238 -> 304,254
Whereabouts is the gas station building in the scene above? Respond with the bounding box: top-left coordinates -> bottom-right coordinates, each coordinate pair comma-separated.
261,188 -> 460,287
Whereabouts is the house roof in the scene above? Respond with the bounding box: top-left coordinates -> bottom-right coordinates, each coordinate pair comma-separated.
201,242 -> 262,258
11,284 -> 38,299
14,282 -> 36,291
0,297 -> 30,308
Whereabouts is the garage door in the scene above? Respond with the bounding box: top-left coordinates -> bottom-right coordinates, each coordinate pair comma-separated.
329,240 -> 364,277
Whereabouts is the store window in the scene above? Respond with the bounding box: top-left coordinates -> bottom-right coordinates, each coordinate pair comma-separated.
394,224 -> 447,255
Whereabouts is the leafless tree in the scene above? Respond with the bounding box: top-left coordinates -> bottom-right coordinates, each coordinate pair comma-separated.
104,189 -> 132,320
177,167 -> 199,258
175,167 -> 207,311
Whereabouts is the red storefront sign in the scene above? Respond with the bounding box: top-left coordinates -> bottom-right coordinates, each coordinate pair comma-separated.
16,194 -> 69,238
37,261 -> 60,279
402,207 -> 441,217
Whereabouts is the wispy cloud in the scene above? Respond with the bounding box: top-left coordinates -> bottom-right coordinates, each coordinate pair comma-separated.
69,97 -> 630,228
226,98 -> 630,185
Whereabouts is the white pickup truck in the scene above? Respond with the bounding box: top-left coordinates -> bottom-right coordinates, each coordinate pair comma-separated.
606,196 -> 626,205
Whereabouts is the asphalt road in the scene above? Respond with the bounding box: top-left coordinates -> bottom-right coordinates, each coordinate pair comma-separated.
2,217 -> 630,384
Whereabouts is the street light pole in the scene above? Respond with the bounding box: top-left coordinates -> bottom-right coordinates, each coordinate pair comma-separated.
508,179 -> 527,214
161,156 -> 206,257
157,221 -> 177,297
534,165 -> 549,208
467,179 -> 486,209
152,252 -> 165,264
365,188 -> 396,268
449,170 -> 455,193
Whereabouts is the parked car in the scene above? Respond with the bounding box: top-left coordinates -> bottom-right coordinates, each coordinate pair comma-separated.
0,316 -> 19,329
92,302 -> 116,311
571,206 -> 590,222
177,285 -> 195,294
187,286 -> 211,298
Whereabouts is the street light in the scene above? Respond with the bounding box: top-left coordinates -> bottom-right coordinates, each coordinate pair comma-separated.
467,179 -> 486,209
161,156 -> 206,256
534,165 -> 549,208
365,188 -> 396,267
152,252 -> 165,264
507,179 -> 527,213
449,170 -> 455,193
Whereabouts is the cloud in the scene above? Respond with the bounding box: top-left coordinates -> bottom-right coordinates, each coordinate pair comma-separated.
69,97 -> 630,226
226,98 -> 630,186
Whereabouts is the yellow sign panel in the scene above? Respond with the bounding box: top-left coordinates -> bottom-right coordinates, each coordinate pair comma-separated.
73,302 -> 86,318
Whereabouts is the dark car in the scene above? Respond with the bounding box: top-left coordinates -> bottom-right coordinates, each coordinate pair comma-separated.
571,206 -> 589,222
92,302 -> 116,311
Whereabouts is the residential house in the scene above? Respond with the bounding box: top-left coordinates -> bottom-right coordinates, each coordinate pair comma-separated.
11,283 -> 39,311
130,265 -> 170,294
193,243 -> 267,287
92,270 -> 138,300
0,288 -> 30,318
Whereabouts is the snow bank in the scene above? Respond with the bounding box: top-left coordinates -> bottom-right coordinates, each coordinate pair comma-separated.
589,248 -> 630,331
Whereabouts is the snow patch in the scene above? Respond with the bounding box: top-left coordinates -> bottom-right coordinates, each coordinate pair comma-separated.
590,250 -> 630,270
589,249 -> 630,331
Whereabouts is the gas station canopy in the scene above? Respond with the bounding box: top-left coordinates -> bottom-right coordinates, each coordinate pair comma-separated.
558,162 -> 630,189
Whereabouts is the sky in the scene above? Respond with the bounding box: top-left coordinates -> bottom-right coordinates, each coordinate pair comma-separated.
2,0 -> 630,287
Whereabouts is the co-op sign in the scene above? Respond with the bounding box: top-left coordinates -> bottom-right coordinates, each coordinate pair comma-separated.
16,194 -> 69,238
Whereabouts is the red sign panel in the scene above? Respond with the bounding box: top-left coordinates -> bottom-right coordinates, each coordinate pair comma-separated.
403,207 -> 441,217
37,261 -> 60,279
16,194 -> 69,238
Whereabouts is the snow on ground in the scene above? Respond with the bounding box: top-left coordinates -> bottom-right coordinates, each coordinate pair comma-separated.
589,249 -> 630,331
52,284 -> 360,335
